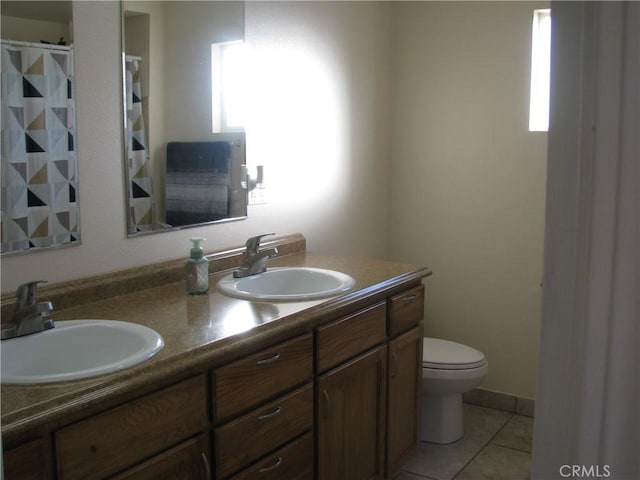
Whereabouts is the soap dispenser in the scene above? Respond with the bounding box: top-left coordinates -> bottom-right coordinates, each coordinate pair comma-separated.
185,237 -> 209,295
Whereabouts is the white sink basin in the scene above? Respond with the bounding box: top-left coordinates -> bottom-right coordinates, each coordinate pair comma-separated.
217,267 -> 356,301
1,320 -> 164,384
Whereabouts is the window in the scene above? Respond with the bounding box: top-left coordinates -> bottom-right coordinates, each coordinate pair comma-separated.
212,41 -> 246,132
529,9 -> 551,132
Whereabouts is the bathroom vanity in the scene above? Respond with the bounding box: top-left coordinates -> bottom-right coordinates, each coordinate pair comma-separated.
1,234 -> 430,480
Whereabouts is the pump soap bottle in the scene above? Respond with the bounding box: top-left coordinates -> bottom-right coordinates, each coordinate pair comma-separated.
185,237 -> 209,295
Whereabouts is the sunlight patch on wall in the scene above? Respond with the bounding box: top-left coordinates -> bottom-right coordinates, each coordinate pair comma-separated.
243,40 -> 347,205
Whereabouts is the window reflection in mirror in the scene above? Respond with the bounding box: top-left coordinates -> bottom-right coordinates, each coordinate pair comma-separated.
122,1 -> 247,236
1,1 -> 80,255
212,40 -> 247,133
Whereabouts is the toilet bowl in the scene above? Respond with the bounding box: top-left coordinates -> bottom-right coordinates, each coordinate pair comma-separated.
421,337 -> 488,444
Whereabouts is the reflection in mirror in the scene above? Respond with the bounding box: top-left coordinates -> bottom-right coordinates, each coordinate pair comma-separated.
122,1 -> 247,236
1,1 -> 80,255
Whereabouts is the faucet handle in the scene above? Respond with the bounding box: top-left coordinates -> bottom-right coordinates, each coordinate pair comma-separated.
245,233 -> 275,254
15,280 -> 48,309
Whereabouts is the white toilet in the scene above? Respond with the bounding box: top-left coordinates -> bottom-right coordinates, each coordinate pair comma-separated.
421,337 -> 488,444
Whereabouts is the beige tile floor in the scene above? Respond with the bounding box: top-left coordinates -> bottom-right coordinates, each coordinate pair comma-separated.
395,404 -> 533,480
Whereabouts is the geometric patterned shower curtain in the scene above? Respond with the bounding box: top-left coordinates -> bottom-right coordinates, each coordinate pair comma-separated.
1,43 -> 80,254
125,56 -> 154,233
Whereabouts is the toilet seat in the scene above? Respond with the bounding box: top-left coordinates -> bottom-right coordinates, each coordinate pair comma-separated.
422,337 -> 486,370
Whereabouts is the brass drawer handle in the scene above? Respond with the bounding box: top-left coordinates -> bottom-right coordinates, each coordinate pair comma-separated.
256,352 -> 281,366
258,456 -> 282,473
258,406 -> 282,420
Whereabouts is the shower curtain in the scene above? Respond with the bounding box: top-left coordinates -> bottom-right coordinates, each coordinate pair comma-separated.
1,42 -> 80,253
533,2 -> 639,478
125,56 -> 154,233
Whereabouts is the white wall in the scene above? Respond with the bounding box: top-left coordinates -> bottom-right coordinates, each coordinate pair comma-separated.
1,1 -> 391,293
389,1 -> 548,399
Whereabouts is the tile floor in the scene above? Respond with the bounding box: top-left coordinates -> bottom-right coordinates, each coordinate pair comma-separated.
395,404 -> 534,480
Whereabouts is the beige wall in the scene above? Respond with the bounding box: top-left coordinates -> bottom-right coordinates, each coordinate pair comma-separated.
1,1 -> 391,293
389,1 -> 548,399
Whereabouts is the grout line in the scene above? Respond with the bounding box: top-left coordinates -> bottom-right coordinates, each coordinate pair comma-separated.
489,413 -> 534,455
451,412 -> 514,480
399,406 -> 534,480
489,442 -> 533,455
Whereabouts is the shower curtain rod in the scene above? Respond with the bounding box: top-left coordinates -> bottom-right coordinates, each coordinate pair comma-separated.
1,39 -> 72,51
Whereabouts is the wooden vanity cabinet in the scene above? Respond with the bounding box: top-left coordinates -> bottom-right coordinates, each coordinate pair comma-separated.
213,334 -> 314,479
315,302 -> 388,480
385,285 -> 425,477
2,280 -> 426,480
314,285 -> 424,480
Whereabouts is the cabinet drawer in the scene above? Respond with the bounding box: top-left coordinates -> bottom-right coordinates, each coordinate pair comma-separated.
214,334 -> 313,423
111,434 -> 211,480
3,438 -> 51,480
55,375 -> 208,480
216,384 -> 313,478
316,301 -> 387,373
388,285 -> 424,336
229,431 -> 314,480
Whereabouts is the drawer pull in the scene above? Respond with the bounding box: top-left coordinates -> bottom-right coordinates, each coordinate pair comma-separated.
257,406 -> 282,420
259,456 -> 282,473
201,452 -> 212,479
256,352 -> 281,366
403,294 -> 417,302
391,352 -> 399,379
322,389 -> 330,419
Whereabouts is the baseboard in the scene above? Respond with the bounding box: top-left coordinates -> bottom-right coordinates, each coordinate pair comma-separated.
463,388 -> 535,417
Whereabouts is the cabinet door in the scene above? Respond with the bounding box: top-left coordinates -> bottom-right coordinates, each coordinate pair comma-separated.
110,434 -> 211,480
317,345 -> 387,480
386,326 -> 423,477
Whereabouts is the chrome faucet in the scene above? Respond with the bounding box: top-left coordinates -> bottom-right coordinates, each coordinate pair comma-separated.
233,233 -> 279,278
1,281 -> 54,340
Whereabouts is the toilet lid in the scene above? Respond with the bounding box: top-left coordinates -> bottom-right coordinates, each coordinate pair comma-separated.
422,337 -> 486,370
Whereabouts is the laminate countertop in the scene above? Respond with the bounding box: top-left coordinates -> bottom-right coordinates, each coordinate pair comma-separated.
1,251 -> 431,445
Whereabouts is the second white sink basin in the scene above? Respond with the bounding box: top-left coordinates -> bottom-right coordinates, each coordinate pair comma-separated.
1,320 -> 164,384
217,267 -> 356,301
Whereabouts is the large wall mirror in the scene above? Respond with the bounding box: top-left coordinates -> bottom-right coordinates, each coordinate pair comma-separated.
1,1 -> 80,255
122,1 -> 247,236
